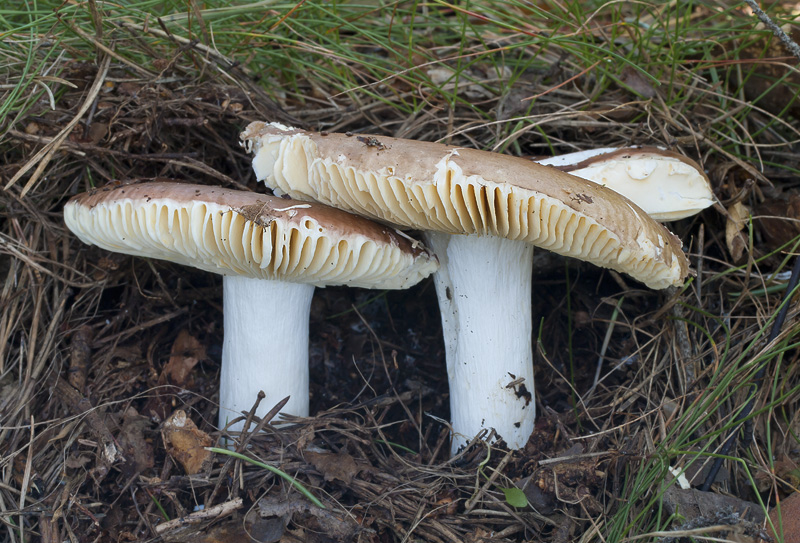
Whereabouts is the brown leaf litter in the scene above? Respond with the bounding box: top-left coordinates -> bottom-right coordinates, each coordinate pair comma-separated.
161,410 -> 213,476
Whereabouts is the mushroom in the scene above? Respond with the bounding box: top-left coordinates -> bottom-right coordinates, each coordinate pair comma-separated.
533,147 -> 714,221
241,123 -> 689,452
64,181 -> 438,431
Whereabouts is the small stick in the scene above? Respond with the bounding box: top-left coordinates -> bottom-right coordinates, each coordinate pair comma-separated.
154,497 -> 243,534
585,296 -> 625,400
208,395 -> 289,506
464,448 -> 514,513
744,0 -> 800,61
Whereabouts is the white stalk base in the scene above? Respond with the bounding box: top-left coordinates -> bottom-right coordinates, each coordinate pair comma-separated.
218,275 -> 314,432
426,233 -> 535,453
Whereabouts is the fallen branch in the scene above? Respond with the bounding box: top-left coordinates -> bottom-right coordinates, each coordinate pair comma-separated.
154,497 -> 243,535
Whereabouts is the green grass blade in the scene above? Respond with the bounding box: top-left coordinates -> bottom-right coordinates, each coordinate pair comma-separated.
207,447 -> 325,509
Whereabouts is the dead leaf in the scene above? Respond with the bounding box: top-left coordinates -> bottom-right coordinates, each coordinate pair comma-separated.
162,410 -> 212,475
64,453 -> 92,469
430,489 -> 459,517
726,201 -> 750,262
12,454 -> 28,490
755,454 -> 800,493
118,81 -> 141,95
304,450 -> 361,484
755,193 -> 800,253
87,122 -> 107,144
117,407 -> 155,479
258,495 -> 361,542
295,427 -> 315,452
770,492 -> 800,543
68,325 -> 93,393
162,329 -> 206,386
152,58 -> 171,72
279,527 -> 307,543
662,486 -> 765,524
465,527 -> 493,543
620,66 -> 657,99
518,475 -> 555,514
247,517 -> 286,543
97,256 -> 119,271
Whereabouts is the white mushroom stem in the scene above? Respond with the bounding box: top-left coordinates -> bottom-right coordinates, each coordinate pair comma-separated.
219,275 -> 314,431
425,232 -> 535,453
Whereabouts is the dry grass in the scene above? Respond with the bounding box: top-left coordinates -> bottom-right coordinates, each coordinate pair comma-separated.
2,1 -> 800,542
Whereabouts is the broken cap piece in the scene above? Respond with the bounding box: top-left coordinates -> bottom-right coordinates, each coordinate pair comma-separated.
534,147 -> 714,221
241,122 -> 688,290
64,181 -> 438,431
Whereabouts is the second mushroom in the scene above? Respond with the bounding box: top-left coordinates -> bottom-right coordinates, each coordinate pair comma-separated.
242,123 -> 690,452
65,182 -> 438,432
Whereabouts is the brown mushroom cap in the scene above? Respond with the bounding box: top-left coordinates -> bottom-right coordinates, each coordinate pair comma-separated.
241,123 -> 689,289
64,181 -> 438,289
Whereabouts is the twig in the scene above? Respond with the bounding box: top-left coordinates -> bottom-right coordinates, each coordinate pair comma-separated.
208,395 -> 289,506
58,18 -> 154,77
53,378 -> 122,468
154,497 -> 242,534
166,157 -> 250,191
118,21 -> 238,69
236,394 -> 292,455
19,417 -> 34,543
0,233 -> 98,288
9,129 -> 200,161
744,0 -> 800,61
585,296 -> 625,400
350,304 -> 428,454
464,448 -> 514,513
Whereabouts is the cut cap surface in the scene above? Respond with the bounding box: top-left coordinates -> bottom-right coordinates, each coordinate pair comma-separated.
241,123 -> 689,289
64,181 -> 438,289
535,147 -> 714,221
